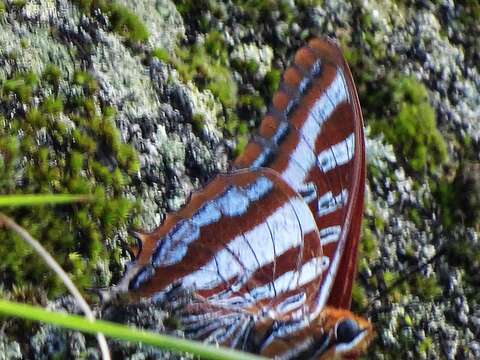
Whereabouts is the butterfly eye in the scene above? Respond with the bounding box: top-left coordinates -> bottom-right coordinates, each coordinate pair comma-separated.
335,319 -> 360,344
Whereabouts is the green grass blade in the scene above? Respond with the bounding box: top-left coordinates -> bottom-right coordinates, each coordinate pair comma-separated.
0,194 -> 92,207
0,299 -> 264,360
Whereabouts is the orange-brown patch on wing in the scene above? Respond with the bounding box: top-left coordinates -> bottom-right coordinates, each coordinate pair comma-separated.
235,229 -> 323,300
134,171 -> 262,269
234,142 -> 264,168
283,67 -> 303,88
259,115 -> 280,138
272,90 -> 291,112
316,208 -> 344,232
308,38 -> 344,65
294,47 -> 317,71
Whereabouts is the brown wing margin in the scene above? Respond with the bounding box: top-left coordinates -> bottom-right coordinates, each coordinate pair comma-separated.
233,37 -> 366,310
308,38 -> 365,310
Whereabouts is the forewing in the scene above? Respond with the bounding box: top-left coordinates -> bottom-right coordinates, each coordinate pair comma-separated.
234,38 -> 366,313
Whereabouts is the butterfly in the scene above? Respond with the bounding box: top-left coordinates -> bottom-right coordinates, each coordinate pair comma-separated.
106,37 -> 373,359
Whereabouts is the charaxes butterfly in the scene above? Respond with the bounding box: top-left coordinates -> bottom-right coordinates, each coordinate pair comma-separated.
107,37 -> 373,359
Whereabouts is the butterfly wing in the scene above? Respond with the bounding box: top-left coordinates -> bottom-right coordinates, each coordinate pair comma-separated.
116,167 -> 324,347
117,167 -> 324,318
234,37 -> 365,313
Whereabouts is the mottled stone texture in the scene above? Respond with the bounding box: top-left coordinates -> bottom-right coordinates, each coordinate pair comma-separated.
0,0 -> 479,359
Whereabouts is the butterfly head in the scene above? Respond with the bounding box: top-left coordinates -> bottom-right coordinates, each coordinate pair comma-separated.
313,307 -> 374,359
259,307 -> 373,359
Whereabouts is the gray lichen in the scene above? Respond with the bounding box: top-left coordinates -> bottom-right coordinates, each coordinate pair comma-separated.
0,336 -> 22,360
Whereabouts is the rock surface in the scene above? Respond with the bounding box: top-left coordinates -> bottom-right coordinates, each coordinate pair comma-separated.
0,0 -> 478,359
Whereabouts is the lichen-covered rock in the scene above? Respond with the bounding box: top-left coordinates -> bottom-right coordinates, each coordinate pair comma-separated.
30,297 -> 98,359
0,336 -> 22,360
231,42 -> 274,79
0,0 -> 479,358
117,0 -> 184,49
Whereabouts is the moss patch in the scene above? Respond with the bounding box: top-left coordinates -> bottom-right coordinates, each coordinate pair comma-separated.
167,30 -> 255,147
232,0 -> 297,25
370,77 -> 448,174
72,0 -> 149,44
434,162 -> 480,229
172,35 -> 237,108
0,67 -> 139,298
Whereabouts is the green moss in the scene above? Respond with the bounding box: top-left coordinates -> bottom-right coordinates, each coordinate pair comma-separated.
191,113 -> 205,133
413,275 -> 442,301
92,161 -> 113,185
381,271 -> 409,302
25,109 -> 47,128
83,98 -> 97,118
403,314 -> 413,327
434,163 -> 480,229
379,270 -> 442,305
72,128 -> 97,154
264,69 -> 281,97
434,178 -> 456,229
351,282 -> 368,313
233,58 -> 260,75
233,0 -> 296,24
238,93 -> 264,111
41,96 -> 64,115
20,38 -> 29,49
73,70 -> 98,94
107,3 -> 149,43
453,164 -> 480,226
223,110 -> 241,136
0,1 -> 5,13
449,236 -> 480,265
248,60 -> 264,78
204,31 -> 227,60
69,151 -> 84,177
151,48 -> 170,62
296,0 -> 323,9
2,71 -> 39,103
175,0 -> 228,31
11,0 -> 26,9
457,0 -> 480,31
383,271 -> 396,288
360,224 -> 378,262
73,0 -> 149,44
117,144 -> 140,174
418,336 -> 433,355
408,208 -> 422,227
42,64 -> 62,87
173,4 -> 283,147
370,77 -> 448,174
0,67 -> 140,298
237,121 -> 248,136
175,0 -> 214,16
173,43 -> 237,108
234,135 -> 249,157
111,168 -> 127,191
